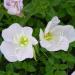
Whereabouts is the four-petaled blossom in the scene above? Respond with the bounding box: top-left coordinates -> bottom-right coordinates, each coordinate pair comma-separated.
0,23 -> 38,62
39,16 -> 75,51
4,0 -> 23,16
71,71 -> 75,75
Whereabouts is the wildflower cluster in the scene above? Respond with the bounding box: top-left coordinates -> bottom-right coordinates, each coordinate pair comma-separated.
0,0 -> 75,75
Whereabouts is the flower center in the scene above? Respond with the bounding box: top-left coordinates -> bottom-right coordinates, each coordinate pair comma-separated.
19,36 -> 29,47
44,32 -> 53,41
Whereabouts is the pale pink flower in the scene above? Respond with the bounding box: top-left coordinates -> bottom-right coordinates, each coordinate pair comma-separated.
4,0 -> 23,16
0,23 -> 38,62
39,16 -> 75,51
71,71 -> 75,75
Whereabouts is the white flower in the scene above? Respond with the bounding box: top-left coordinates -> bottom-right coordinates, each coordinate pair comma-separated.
39,16 -> 75,51
4,0 -> 23,16
71,71 -> 75,75
0,23 -> 38,62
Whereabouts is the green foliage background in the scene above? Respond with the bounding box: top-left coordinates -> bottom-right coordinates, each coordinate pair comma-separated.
0,0 -> 75,75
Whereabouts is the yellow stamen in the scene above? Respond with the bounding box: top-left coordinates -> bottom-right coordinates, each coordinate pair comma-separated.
44,32 -> 53,41
19,36 -> 29,47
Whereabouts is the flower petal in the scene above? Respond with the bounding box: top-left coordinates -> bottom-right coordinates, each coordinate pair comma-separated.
40,29 -> 51,48
48,36 -> 69,51
45,16 -> 60,33
40,36 -> 69,51
4,0 -> 9,9
16,44 -> 33,61
4,0 -> 23,15
7,8 -> 19,15
39,29 -> 44,40
40,40 -> 51,49
30,37 -> 38,45
71,71 -> 75,75
2,23 -> 22,42
23,27 -> 33,36
0,41 -> 17,62
52,25 -> 75,43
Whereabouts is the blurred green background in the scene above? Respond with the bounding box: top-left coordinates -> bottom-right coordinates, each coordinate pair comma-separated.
0,0 -> 75,75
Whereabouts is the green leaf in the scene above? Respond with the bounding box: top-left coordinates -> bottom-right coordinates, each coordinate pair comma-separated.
6,63 -> 14,72
45,71 -> 54,75
0,71 -> 5,75
22,62 -> 36,72
54,71 -> 67,75
70,41 -> 75,47
48,0 -> 62,6
13,62 -> 23,69
5,71 -> 19,75
54,52 -> 75,63
45,7 -> 57,21
66,7 -> 75,16
54,64 -> 68,70
24,0 -> 50,17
